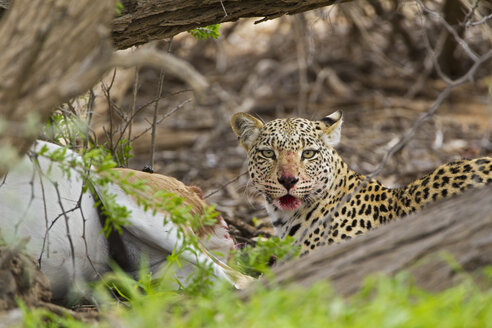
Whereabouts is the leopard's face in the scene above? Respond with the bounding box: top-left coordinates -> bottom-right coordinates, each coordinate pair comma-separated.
231,111 -> 343,212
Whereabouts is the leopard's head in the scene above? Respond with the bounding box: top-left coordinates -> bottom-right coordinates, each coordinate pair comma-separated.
231,111 -> 343,212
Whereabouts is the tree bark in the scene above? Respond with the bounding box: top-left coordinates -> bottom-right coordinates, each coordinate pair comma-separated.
256,185 -> 492,296
1,0 -> 348,50
112,0 -> 348,49
0,0 -> 115,174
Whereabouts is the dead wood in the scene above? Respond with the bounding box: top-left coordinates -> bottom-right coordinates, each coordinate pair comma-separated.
0,0 -> 352,50
253,185 -> 492,296
113,0 -> 350,49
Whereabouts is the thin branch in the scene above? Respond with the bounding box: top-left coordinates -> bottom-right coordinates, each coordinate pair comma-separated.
127,68 -> 139,149
131,99 -> 191,143
34,157 -> 51,267
204,172 -> 248,199
406,21 -> 448,98
369,86 -> 452,178
101,69 -> 118,163
114,89 -> 193,150
294,14 -> 309,115
77,178 -> 123,304
219,0 -> 228,17
0,173 -> 6,188
466,12 -> 492,27
150,69 -> 164,168
418,1 -> 479,62
463,0 -> 481,25
14,153 -> 37,236
84,89 -> 96,148
53,181 -> 77,281
151,39 -> 173,168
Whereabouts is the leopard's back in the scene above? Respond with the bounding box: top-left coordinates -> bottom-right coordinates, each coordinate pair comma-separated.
299,157 -> 492,255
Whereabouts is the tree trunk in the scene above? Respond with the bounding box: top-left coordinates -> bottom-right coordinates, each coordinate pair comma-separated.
257,185 -> 492,296
0,0 -> 115,174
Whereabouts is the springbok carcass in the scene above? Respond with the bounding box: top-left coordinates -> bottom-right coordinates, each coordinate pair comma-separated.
0,141 -> 251,300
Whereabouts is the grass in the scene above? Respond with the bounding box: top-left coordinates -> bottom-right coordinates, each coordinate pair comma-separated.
21,268 -> 492,328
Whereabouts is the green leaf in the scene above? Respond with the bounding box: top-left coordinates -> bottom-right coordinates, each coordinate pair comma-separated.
189,24 -> 220,40
115,1 -> 125,15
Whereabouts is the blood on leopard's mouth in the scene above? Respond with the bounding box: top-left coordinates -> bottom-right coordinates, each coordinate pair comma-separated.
275,194 -> 302,210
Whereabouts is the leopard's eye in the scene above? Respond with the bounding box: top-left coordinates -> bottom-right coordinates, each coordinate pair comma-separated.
259,149 -> 275,159
302,150 -> 317,159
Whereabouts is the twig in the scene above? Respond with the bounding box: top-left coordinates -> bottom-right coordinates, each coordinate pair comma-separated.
369,86 -> 452,178
450,48 -> 492,85
53,181 -> 77,281
112,91 -> 190,151
131,99 -> 191,143
420,22 -> 453,84
151,69 -> 165,168
101,69 -> 118,163
463,0 -> 481,25
405,25 -> 447,98
127,67 -> 139,149
219,0 -> 228,17
0,172 -> 6,188
204,172 -> 248,199
33,156 -> 51,267
151,39 -> 173,168
84,89 -> 96,148
466,12 -> 492,27
61,110 -> 74,147
418,1 -> 479,62
14,153 -> 37,236
224,216 -> 257,238
78,177 -> 123,305
126,89 -> 192,127
293,14 -> 309,115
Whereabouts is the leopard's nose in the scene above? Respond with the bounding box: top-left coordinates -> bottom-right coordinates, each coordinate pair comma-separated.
278,176 -> 299,190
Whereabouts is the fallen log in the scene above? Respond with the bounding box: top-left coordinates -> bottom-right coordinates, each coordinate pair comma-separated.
257,185 -> 492,295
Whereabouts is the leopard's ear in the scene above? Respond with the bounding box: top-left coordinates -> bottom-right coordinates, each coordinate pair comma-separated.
231,113 -> 264,151
318,110 -> 343,147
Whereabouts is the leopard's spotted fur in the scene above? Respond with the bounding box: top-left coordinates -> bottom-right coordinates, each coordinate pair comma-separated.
231,111 -> 492,256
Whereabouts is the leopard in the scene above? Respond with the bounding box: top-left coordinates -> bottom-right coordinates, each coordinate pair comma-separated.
231,110 -> 492,256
